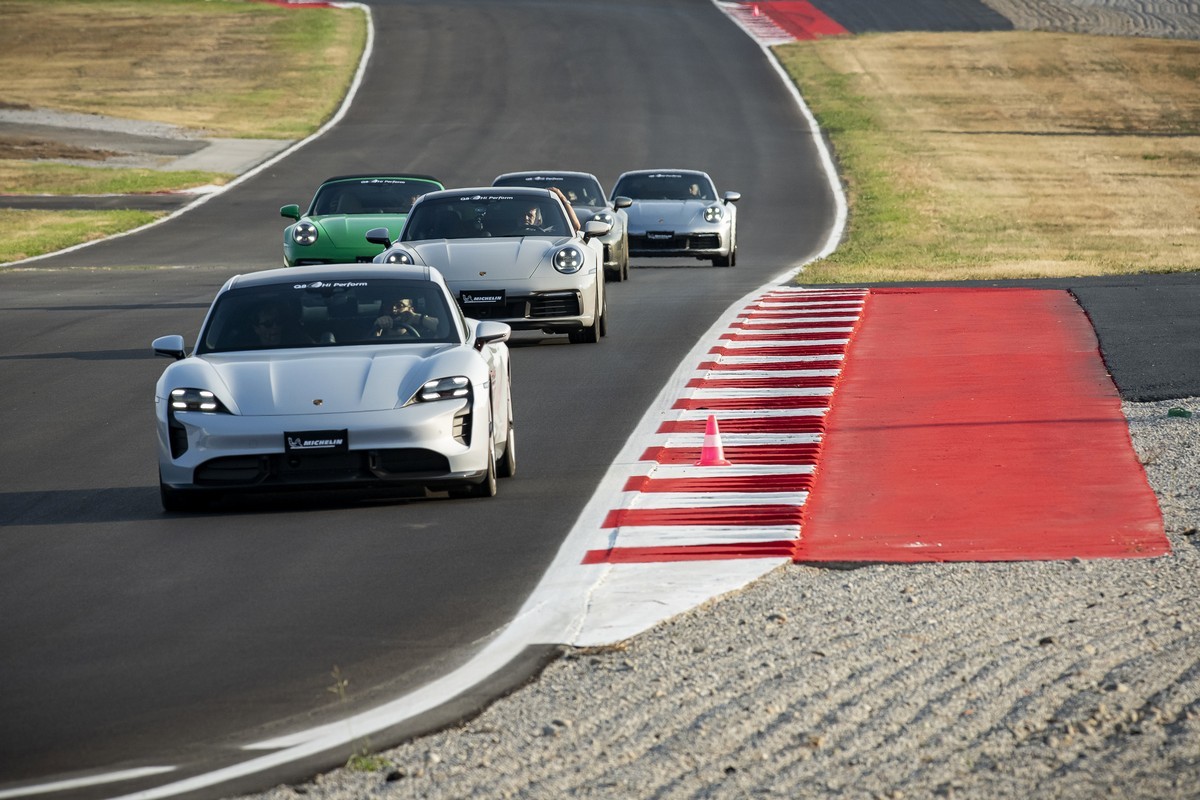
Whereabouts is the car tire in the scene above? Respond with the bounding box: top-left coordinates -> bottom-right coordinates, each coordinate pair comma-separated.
713,228 -> 737,267
605,236 -> 628,283
713,246 -> 737,267
599,288 -> 608,338
569,291 -> 602,344
453,441 -> 497,499
475,445 -> 499,497
498,417 -> 516,479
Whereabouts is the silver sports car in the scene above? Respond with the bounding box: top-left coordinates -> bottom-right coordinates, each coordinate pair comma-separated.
369,187 -> 612,344
611,169 -> 741,267
491,171 -> 633,282
152,264 -> 515,511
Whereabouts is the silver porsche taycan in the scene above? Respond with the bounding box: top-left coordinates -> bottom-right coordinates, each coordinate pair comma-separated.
368,187 -> 612,344
152,265 -> 515,511
612,169 -> 741,267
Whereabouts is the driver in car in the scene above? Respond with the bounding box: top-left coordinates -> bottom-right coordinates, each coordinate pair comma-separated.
374,297 -> 439,338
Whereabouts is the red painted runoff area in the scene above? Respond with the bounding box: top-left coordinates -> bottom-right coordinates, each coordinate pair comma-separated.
797,288 -> 1168,562
753,1 -> 849,39
581,540 -> 798,565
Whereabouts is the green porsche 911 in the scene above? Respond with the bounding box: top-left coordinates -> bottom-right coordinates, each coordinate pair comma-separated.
280,174 -> 444,267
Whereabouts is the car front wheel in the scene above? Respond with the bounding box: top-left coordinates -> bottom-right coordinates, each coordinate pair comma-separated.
713,246 -> 736,267
452,434 -> 498,499
498,417 -> 516,479
568,291 -> 603,344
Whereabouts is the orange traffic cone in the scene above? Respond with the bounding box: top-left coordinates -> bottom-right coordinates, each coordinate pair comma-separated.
695,414 -> 733,466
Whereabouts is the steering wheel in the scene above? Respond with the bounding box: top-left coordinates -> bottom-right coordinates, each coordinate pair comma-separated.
374,322 -> 421,338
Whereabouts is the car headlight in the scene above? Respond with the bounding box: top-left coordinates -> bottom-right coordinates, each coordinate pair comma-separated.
554,246 -> 584,274
415,376 -> 470,403
382,249 -> 414,265
593,211 -> 614,225
292,221 -> 319,246
169,388 -> 228,413
703,205 -> 723,223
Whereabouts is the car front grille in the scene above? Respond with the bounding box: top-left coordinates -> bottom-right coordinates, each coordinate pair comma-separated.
531,292 -> 581,318
195,455 -> 272,484
466,300 -> 527,320
631,233 -> 720,251
465,292 -> 581,320
194,449 -> 452,486
370,449 -> 452,476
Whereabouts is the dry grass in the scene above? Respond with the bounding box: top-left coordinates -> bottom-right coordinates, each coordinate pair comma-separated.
0,0 -> 365,264
0,0 -> 366,139
778,31 -> 1200,283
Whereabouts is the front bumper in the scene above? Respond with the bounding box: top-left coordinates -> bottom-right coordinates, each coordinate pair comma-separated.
157,399 -> 488,492
283,247 -> 381,267
458,289 -> 590,332
627,229 -> 729,258
449,273 -> 598,332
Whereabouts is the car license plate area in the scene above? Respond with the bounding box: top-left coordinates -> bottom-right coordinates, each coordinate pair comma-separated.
646,231 -> 675,241
285,430 -> 349,453
461,290 -> 506,306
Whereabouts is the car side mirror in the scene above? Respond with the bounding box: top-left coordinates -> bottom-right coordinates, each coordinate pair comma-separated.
473,320 -> 511,350
152,334 -> 187,361
582,219 -> 612,241
723,191 -> 741,205
612,196 -> 632,209
280,204 -> 301,220
365,227 -> 392,247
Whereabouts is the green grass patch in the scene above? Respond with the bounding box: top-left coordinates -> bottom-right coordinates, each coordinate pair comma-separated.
0,208 -> 162,264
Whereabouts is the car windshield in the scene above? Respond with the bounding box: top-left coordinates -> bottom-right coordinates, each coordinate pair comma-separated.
402,194 -> 570,240
309,179 -> 440,216
196,278 -> 459,354
494,175 -> 606,207
612,172 -> 715,201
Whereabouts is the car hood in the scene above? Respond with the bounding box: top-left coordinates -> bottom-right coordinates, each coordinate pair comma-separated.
200,346 -> 453,415
625,200 -> 709,228
408,238 -> 566,280
312,214 -> 408,248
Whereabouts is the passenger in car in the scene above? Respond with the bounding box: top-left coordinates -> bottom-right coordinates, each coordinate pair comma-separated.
248,301 -> 311,347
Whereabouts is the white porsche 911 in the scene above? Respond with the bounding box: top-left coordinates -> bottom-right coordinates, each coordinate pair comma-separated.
152,265 -> 514,511
611,169 -> 741,267
367,187 -> 612,344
